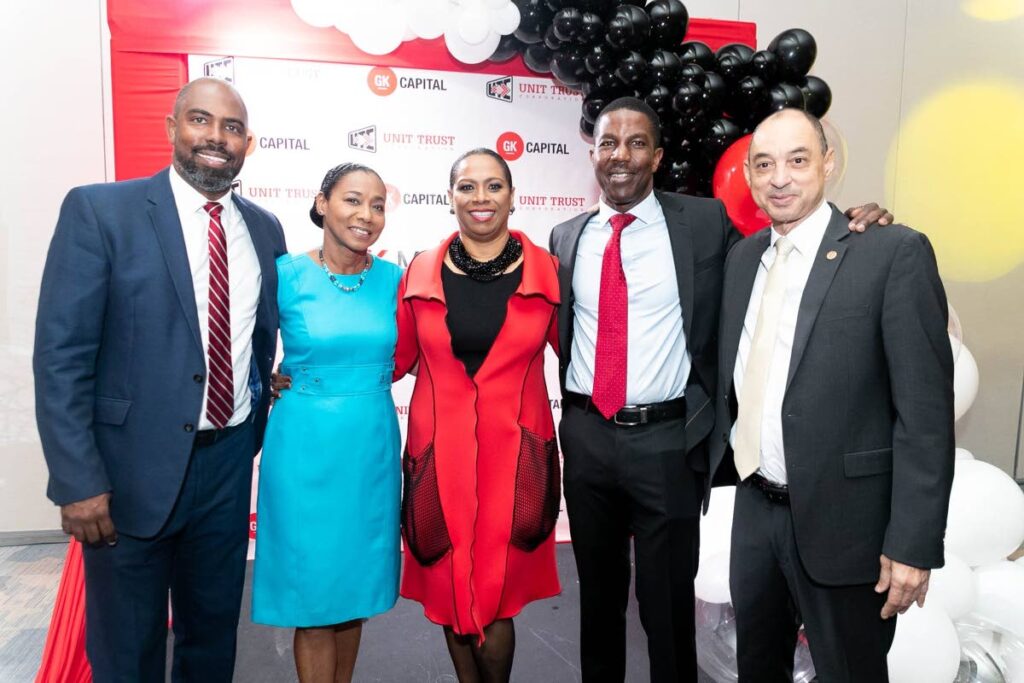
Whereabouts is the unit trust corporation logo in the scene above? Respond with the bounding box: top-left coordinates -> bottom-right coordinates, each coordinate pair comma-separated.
486,76 -> 513,103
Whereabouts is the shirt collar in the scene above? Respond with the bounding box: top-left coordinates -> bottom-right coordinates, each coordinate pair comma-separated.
596,189 -> 660,229
769,199 -> 830,258
169,164 -> 236,220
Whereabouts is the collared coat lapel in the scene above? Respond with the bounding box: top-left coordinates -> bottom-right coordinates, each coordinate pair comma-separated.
720,227 -> 771,396
785,205 -> 850,392
555,210 -> 596,362
146,168 -> 203,353
233,193 -> 278,327
656,191 -> 696,342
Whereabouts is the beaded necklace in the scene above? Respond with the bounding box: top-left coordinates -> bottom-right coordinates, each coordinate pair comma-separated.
319,248 -> 371,293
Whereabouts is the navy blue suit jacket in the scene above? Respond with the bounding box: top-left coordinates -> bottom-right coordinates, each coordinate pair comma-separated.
34,168 -> 287,537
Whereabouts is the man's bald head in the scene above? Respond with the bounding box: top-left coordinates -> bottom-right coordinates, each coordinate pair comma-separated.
751,108 -> 828,159
172,78 -> 248,122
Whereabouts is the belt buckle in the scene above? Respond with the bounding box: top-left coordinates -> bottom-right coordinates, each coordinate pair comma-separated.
613,405 -> 647,426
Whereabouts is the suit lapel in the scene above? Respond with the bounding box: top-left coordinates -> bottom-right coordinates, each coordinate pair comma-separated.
557,210 -> 594,361
658,191 -> 696,340
785,206 -> 850,391
147,169 -> 203,353
721,229 -> 770,390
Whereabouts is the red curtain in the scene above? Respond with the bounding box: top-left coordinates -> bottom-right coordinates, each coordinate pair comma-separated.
35,539 -> 92,683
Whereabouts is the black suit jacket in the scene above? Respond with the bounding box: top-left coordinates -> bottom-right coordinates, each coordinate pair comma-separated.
549,190 -> 740,502
34,168 -> 287,537
710,205 -> 955,585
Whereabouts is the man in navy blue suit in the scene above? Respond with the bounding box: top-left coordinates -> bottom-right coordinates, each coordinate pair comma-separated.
34,77 -> 286,681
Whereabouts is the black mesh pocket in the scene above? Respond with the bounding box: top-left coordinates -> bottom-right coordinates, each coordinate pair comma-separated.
401,443 -> 451,566
510,427 -> 561,551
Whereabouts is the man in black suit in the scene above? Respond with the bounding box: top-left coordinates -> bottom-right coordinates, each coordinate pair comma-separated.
548,98 -> 890,682
710,108 -> 954,681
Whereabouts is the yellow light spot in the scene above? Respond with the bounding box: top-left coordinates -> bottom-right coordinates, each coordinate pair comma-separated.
962,0 -> 1024,21
886,81 -> 1024,282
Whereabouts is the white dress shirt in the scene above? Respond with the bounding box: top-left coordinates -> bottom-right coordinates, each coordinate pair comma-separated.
169,167 -> 261,430
730,200 -> 831,484
567,191 -> 691,404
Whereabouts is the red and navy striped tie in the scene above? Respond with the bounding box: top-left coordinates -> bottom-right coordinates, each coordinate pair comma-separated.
203,201 -> 233,429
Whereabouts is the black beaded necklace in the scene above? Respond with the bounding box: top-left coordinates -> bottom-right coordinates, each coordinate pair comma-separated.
448,234 -> 522,282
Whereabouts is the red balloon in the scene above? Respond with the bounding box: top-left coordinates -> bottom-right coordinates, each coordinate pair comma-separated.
712,134 -> 769,237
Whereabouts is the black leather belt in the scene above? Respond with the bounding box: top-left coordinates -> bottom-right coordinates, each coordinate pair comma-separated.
194,422 -> 246,449
746,472 -> 790,504
563,392 -> 686,427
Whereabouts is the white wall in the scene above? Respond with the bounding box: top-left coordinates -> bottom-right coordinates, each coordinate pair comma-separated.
2,0 -> 1020,534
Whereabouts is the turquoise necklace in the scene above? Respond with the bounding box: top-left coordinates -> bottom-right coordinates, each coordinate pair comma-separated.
319,247 -> 371,293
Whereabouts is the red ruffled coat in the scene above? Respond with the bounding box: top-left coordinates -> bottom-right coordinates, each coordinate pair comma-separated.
395,231 -> 562,637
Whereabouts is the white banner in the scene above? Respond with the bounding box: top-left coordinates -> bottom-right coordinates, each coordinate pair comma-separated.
186,54 -> 601,554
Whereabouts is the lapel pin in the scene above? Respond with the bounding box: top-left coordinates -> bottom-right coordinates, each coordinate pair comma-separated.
825,250 -> 838,260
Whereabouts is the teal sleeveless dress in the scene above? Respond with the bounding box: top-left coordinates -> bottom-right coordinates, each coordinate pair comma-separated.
252,253 -> 402,627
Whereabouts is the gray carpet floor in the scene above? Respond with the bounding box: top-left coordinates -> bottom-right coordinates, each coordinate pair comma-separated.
1,543 -> 715,682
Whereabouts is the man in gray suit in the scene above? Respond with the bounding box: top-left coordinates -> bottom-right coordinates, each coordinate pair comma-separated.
710,108 -> 954,681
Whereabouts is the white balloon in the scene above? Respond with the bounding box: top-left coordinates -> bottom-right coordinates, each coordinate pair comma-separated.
887,603 -> 960,683
948,303 -> 963,363
973,561 -> 1024,638
458,5 -> 492,45
694,550 -> 732,604
1001,636 -> 1024,683
407,0 -> 450,39
946,459 -> 1024,567
444,27 -> 501,64
927,553 -> 976,620
954,447 -> 975,461
489,2 -> 521,35
700,485 -> 736,558
481,0 -> 509,9
344,0 -> 407,56
953,342 -> 979,421
291,0 -> 341,28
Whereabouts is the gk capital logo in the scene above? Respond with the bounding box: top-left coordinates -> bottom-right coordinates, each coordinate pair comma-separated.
486,76 -> 513,103
368,66 -> 397,96
496,131 -> 525,161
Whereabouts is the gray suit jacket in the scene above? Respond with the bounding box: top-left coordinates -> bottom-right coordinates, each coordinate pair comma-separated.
710,204 -> 955,585
549,190 -> 741,511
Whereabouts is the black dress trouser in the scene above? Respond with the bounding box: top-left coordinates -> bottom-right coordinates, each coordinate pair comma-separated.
730,480 -> 897,682
560,403 -> 704,683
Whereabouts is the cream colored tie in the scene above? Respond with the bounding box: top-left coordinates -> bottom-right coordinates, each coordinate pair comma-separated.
734,237 -> 796,481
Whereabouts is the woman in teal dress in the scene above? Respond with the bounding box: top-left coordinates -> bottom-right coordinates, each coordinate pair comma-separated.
252,163 -> 401,683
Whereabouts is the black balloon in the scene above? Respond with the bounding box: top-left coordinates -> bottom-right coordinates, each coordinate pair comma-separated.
716,43 -> 755,62
768,28 -> 817,82
544,0 -> 567,10
647,0 -> 689,49
585,42 -> 619,75
701,71 -> 728,111
615,50 -> 650,87
553,8 -> 584,42
578,12 -> 605,44
592,70 -> 624,94
544,24 -> 564,51
800,75 -> 832,117
661,158 -> 701,194
677,41 -> 717,71
649,50 -> 682,86
605,5 -> 650,50
717,52 -> 749,83
582,94 -> 609,124
728,75 -> 772,124
769,83 -> 806,111
581,115 -> 596,138
514,0 -> 552,44
672,81 -> 704,118
645,83 -> 674,119
703,117 -> 743,160
551,45 -> 589,86
489,33 -> 524,62
749,50 -> 779,83
523,44 -> 554,73
678,62 -> 706,83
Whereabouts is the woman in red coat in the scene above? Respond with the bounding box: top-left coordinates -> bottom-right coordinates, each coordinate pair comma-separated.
395,148 -> 561,681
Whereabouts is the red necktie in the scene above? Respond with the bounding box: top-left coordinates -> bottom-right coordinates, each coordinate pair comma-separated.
203,201 -> 233,429
592,212 -> 637,419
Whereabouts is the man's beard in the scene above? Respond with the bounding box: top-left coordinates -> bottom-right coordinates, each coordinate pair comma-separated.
174,147 -> 241,195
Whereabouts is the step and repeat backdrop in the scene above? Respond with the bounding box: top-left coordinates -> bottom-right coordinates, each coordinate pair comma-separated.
186,55 -> 602,549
